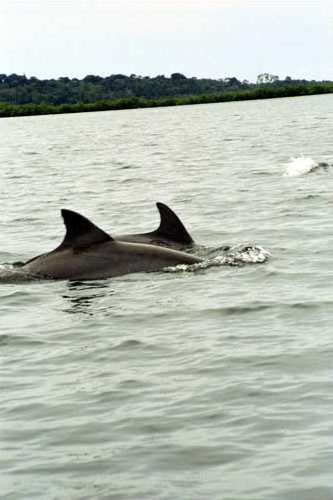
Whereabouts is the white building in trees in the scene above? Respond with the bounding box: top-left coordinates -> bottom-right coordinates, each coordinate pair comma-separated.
257,73 -> 279,84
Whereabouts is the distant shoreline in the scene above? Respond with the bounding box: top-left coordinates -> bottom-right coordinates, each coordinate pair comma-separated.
1,83 -> 332,118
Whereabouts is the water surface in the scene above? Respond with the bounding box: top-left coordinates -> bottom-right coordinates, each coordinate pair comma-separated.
1,94 -> 333,499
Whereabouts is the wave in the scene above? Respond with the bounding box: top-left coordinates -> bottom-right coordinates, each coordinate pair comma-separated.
283,156 -> 331,177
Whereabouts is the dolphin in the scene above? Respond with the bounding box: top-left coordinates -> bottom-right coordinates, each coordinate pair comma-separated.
115,202 -> 195,249
22,209 -> 201,281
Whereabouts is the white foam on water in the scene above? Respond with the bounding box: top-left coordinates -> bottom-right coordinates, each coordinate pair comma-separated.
283,156 -> 318,177
164,244 -> 271,273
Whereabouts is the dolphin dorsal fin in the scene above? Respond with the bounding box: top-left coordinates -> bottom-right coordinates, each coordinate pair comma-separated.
58,209 -> 112,250
152,202 -> 194,244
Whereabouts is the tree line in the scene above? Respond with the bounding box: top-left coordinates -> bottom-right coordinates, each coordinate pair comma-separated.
0,73 -> 332,118
0,73 -> 246,105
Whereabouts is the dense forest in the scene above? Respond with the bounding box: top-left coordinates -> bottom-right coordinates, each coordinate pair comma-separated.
0,73 -> 252,105
0,73 -> 332,117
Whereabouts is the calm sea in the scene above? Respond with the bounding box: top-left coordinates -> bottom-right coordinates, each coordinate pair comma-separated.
1,94 -> 333,500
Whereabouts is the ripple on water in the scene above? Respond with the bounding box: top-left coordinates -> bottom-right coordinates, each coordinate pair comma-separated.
0,334 -> 46,347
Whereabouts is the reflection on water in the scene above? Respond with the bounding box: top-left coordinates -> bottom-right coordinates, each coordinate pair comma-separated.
62,280 -> 113,315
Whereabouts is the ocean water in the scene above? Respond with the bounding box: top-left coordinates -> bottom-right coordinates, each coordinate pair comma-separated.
1,94 -> 333,500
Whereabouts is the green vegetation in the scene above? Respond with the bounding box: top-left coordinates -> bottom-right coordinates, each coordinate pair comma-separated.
0,73 -> 332,118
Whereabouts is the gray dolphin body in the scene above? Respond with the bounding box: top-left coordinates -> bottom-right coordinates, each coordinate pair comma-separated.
22,209 -> 201,281
115,202 -> 195,250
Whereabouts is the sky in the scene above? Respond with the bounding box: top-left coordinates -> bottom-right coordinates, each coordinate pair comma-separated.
1,0 -> 333,82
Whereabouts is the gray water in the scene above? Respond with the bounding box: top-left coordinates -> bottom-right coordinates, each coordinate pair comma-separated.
1,94 -> 333,500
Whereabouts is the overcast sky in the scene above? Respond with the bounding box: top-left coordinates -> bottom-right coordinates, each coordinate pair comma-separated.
1,0 -> 332,82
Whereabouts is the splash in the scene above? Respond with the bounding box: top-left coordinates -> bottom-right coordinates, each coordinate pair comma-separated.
164,244 -> 271,273
283,156 -> 330,177
220,244 -> 271,265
